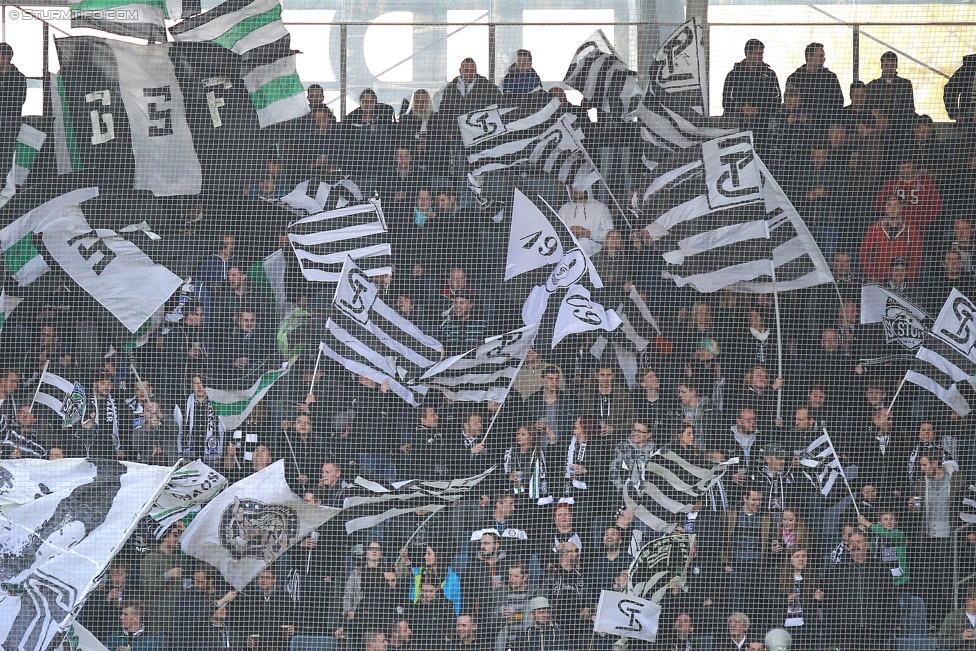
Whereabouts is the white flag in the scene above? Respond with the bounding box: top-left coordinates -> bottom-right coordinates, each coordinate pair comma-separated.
932,288 -> 976,366
180,460 -> 341,590
147,460 -> 229,536
593,590 -> 662,643
38,204 -> 183,333
0,458 -> 174,651
551,285 -> 622,348
59,619 -> 111,651
506,189 -> 566,280
33,371 -> 87,427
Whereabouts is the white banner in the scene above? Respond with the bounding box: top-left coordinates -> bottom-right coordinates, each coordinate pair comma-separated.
505,189 -> 566,281
593,590 -> 662,643
39,206 -> 183,332
0,458 -> 174,651
180,460 -> 341,590
148,460 -> 228,535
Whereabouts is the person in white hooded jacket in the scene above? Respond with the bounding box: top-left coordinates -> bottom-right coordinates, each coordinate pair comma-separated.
557,188 -> 614,257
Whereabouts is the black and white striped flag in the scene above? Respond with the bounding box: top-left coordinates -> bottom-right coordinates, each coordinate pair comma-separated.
562,29 -> 639,115
319,257 -> 442,405
904,340 -> 976,416
460,98 -> 601,191
420,324 -> 538,402
798,430 -> 846,497
623,449 -> 737,533
643,134 -> 831,293
287,198 -> 392,283
621,19 -> 737,170
342,467 -> 495,533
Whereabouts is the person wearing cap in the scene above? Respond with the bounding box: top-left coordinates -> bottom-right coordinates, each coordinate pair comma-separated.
873,155 -> 942,235
722,39 -> 781,153
508,597 -> 561,651
859,193 -> 923,283
0,42 -> 25,178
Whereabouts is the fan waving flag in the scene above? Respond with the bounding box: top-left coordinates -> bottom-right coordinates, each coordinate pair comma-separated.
180,460 -> 341,590
623,449 -> 737,533
33,371 -> 87,428
420,324 -> 539,402
320,257 -> 442,405
459,97 -> 600,191
0,458 -> 174,651
287,198 -> 392,283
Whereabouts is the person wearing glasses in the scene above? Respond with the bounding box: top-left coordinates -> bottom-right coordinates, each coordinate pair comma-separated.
609,420 -> 659,494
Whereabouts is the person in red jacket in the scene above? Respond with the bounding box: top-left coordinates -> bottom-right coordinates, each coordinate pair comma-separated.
860,195 -> 923,282
873,155 -> 942,235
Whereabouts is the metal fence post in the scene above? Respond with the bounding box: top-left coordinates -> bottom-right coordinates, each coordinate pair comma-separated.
853,23 -> 860,82
488,22 -> 496,84
339,23 -> 347,119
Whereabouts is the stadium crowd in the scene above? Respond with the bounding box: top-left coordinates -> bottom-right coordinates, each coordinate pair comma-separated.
4,37 -> 976,651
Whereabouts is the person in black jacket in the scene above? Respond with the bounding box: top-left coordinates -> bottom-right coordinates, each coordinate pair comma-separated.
0,43 -> 25,178
944,54 -> 976,123
235,568 -> 296,651
722,39 -> 782,134
824,532 -> 896,651
785,43 -> 845,128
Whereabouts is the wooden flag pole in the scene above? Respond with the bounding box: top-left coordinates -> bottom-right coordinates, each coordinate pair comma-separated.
27,360 -> 50,414
771,266 -> 785,423
308,345 -> 323,397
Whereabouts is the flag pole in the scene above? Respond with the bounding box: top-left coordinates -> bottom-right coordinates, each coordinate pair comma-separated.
394,509 -> 442,570
128,359 -> 152,410
888,374 -> 908,412
480,352 -> 531,445
308,345 -> 323,397
280,426 -> 302,470
27,360 -> 50,413
770,265 -> 785,424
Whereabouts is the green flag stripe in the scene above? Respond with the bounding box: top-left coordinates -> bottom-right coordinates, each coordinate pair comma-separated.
249,73 -> 303,111
57,77 -> 83,172
13,142 -> 38,169
212,7 -> 280,50
210,367 -> 287,416
4,233 -> 39,275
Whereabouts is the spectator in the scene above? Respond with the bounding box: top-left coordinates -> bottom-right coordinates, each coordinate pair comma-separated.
102,601 -> 164,651
865,51 -> 916,134
509,597 -> 562,651
502,50 -> 543,95
944,53 -> 976,123
784,43 -> 845,126
722,38 -> 782,137
139,522 -> 186,634
824,532 -> 896,650
873,154 -> 942,235
860,195 -> 923,282
0,43 -> 25,177
937,585 -> 976,650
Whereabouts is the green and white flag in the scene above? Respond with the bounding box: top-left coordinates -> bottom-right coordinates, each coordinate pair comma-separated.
123,304 -> 167,352
241,37 -> 309,128
171,0 -> 309,128
34,372 -> 87,428
69,0 -> 199,41
0,188 -> 99,286
170,0 -> 288,54
206,357 -> 296,429
277,306 -> 311,356
59,619 -> 111,651
0,124 -> 46,206
248,248 -> 287,325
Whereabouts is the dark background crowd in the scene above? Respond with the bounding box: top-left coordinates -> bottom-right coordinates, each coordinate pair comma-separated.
3,35 -> 976,651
